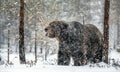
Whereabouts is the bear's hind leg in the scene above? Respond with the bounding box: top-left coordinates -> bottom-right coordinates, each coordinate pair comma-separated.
94,46 -> 103,63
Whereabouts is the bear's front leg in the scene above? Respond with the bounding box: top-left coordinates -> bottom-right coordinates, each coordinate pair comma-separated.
57,50 -> 70,65
73,51 -> 86,66
73,57 -> 85,66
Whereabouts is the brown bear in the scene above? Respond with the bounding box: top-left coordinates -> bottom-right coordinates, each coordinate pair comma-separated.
45,21 -> 103,66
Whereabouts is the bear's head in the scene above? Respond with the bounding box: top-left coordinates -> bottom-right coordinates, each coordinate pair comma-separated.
45,21 -> 68,38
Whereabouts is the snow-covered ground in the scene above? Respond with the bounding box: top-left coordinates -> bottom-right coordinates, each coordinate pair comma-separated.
0,63 -> 120,72
0,49 -> 120,72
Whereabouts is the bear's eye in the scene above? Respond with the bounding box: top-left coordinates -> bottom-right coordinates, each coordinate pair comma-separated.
49,23 -> 54,26
50,25 -> 55,28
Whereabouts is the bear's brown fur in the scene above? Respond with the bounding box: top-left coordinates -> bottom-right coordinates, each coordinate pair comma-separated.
45,21 -> 103,66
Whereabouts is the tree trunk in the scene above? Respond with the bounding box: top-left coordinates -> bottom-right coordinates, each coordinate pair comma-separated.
117,10 -> 120,45
40,47 -> 43,54
29,44 -> 32,52
103,0 -> 110,64
35,24 -> 37,63
44,42 -> 49,61
117,21 -> 120,45
7,30 -> 10,64
19,0 -> 26,64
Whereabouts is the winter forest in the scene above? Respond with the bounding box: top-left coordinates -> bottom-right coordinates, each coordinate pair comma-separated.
0,0 -> 120,72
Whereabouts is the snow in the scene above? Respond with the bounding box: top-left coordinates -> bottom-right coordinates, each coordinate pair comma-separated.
0,64 -> 119,72
0,61 -> 120,72
0,49 -> 120,72
109,50 -> 120,59
0,0 -> 120,72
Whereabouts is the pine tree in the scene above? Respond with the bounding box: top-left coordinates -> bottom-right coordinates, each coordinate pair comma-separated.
19,0 -> 26,64
103,0 -> 110,63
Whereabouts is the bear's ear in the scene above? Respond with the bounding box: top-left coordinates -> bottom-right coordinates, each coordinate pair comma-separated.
62,23 -> 68,29
59,21 -> 68,30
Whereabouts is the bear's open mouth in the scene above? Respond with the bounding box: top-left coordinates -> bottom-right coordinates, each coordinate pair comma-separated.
45,32 -> 48,36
